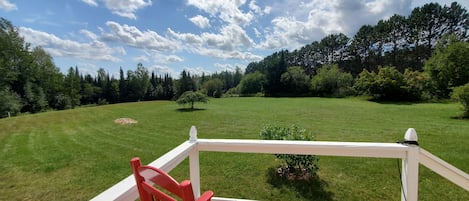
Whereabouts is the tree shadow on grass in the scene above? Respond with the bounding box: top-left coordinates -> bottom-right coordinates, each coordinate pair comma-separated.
266,167 -> 334,201
175,108 -> 207,112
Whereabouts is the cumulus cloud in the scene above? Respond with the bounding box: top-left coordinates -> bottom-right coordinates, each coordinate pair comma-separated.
187,0 -> 254,27
258,0 -> 413,50
19,27 -> 122,62
102,21 -> 179,52
0,0 -> 17,11
81,0 -> 152,19
189,15 -> 211,29
104,0 -> 152,19
167,24 -> 261,61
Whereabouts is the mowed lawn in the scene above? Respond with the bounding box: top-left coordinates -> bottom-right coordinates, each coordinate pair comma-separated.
0,97 -> 468,201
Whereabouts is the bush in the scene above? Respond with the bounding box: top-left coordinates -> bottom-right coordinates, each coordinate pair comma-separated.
239,71 -> 267,95
355,66 -> 419,101
452,83 -> 469,118
311,64 -> 354,97
260,124 -> 319,177
0,88 -> 22,118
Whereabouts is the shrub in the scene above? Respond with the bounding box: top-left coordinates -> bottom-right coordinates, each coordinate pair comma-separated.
0,88 -> 22,118
311,64 -> 354,97
452,83 -> 469,118
260,124 -> 319,177
280,66 -> 311,96
239,71 -> 267,95
355,67 -> 432,101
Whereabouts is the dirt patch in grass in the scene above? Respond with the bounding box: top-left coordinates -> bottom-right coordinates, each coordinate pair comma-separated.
114,118 -> 138,125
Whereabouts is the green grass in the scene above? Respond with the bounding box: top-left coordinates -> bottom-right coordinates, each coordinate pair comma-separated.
0,97 -> 468,200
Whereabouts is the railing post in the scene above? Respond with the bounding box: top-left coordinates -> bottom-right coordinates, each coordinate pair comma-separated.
189,126 -> 201,198
401,128 -> 419,201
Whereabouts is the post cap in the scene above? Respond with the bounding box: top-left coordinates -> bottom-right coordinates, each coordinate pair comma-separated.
189,126 -> 197,142
403,128 -> 419,146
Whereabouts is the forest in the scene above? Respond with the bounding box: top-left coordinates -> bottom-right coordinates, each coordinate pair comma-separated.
1,2 -> 469,118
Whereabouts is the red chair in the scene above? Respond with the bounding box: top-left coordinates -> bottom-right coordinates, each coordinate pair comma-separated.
130,157 -> 214,201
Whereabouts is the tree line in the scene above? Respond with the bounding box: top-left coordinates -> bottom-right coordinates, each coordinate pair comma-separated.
241,2 -> 469,100
1,2 -> 469,118
0,17 -> 244,117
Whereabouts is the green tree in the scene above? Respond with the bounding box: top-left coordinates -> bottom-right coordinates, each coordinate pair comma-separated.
31,46 -> 63,107
64,67 -> 81,108
239,71 -> 267,95
177,70 -> 195,98
176,91 -> 208,110
452,83 -> 469,118
202,78 -> 223,98
0,18 -> 22,89
424,38 -> 469,98
23,81 -> 48,113
311,64 -> 354,97
280,66 -> 311,96
127,63 -> 150,101
0,87 -> 22,118
355,66 -> 409,101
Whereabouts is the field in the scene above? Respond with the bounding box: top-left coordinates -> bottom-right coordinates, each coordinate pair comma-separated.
0,97 -> 468,201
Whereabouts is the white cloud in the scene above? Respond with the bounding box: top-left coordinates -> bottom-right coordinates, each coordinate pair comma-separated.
81,0 -> 98,7
133,55 -> 149,63
19,27 -> 121,62
183,66 -> 211,76
102,21 -> 179,52
149,64 -> 177,77
187,0 -> 254,27
82,0 -> 152,19
104,0 -> 152,19
0,0 -> 17,11
189,15 -> 211,29
168,24 -> 261,61
80,29 -> 98,40
165,55 -> 184,63
253,27 -> 261,37
258,0 -> 413,50
249,0 -> 270,15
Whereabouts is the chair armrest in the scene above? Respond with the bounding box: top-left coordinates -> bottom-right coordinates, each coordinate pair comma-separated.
196,190 -> 214,201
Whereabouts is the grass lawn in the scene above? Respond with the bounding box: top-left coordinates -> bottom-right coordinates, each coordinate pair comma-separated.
0,97 -> 468,200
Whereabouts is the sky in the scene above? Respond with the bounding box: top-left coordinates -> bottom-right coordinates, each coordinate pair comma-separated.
1,0 -> 468,78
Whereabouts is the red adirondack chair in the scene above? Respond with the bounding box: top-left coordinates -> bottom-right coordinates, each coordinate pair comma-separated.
130,157 -> 214,201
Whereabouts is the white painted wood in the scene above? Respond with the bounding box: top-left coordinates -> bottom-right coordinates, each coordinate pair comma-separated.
196,139 -> 409,159
419,148 -> 469,191
90,175 -> 138,201
90,141 -> 196,201
91,128 -> 469,201
401,145 -> 419,201
189,149 -> 201,198
189,126 -> 201,198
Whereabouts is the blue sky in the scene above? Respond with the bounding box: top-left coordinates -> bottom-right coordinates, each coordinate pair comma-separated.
1,0 -> 467,78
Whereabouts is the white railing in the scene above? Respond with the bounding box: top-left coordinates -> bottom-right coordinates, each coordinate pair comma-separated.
91,127 -> 469,201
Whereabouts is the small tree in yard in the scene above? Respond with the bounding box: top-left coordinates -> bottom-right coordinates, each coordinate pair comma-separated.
176,91 -> 208,110
452,83 -> 469,118
260,124 -> 319,179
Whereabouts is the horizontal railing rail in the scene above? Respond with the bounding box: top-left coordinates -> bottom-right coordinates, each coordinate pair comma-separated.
419,148 -> 469,191
90,141 -> 196,201
91,127 -> 468,201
